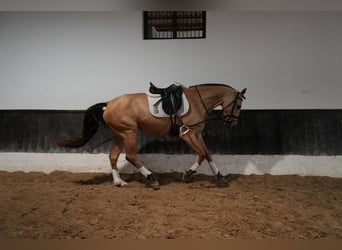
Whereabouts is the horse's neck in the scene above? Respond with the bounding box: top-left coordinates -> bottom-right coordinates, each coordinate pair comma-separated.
197,86 -> 233,112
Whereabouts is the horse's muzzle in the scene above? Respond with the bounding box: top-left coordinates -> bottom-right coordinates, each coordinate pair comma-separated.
224,116 -> 239,129
224,120 -> 237,129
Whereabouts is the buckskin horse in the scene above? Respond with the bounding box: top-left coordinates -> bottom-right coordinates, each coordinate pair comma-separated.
56,83 -> 247,189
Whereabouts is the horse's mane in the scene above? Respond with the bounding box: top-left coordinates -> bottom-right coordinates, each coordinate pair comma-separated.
189,83 -> 233,89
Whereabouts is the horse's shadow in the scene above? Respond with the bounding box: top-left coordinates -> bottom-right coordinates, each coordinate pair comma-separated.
74,172 -> 241,187
75,174 -> 113,185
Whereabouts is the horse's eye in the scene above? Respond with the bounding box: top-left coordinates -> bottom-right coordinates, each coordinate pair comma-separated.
237,105 -> 241,109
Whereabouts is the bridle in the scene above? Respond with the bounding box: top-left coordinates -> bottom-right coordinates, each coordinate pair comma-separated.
189,86 -> 244,128
221,92 -> 244,126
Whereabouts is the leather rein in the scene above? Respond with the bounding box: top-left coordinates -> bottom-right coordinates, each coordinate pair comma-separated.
181,86 -> 244,132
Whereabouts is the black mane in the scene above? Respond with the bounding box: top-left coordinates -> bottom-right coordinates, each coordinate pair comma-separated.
189,83 -> 233,89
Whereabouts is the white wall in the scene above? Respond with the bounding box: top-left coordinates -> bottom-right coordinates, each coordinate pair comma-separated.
1,11 -> 342,109
2,153 -> 342,178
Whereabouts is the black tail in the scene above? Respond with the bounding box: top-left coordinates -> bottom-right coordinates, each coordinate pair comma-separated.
56,102 -> 107,148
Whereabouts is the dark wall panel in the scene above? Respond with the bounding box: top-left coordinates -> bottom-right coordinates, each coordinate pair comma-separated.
1,110 -> 342,155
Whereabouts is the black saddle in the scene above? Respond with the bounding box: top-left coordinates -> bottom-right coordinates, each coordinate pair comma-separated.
149,82 -> 183,116
149,82 -> 180,96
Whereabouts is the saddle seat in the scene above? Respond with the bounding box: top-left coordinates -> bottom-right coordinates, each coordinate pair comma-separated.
149,82 -> 183,116
149,82 -> 181,97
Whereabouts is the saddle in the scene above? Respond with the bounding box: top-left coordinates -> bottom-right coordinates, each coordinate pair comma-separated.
149,82 -> 183,116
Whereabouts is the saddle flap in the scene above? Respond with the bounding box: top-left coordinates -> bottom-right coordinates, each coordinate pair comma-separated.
161,89 -> 183,115
147,91 -> 189,118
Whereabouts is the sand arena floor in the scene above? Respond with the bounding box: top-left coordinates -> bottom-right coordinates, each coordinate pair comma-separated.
0,171 -> 342,239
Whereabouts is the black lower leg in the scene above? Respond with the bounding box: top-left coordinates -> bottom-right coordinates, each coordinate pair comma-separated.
216,172 -> 228,187
183,169 -> 196,183
145,173 -> 160,190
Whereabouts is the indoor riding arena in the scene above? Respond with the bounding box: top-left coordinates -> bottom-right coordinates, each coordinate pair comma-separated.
1,1 -> 342,240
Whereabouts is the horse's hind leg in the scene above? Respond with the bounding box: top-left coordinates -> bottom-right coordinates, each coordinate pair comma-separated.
124,131 -> 160,189
109,137 -> 127,187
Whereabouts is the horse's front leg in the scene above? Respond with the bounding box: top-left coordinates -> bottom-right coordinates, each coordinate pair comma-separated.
197,133 -> 228,187
124,131 -> 160,190
182,132 -> 228,187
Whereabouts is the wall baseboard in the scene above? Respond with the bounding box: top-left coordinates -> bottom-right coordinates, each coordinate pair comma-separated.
1,110 -> 342,155
1,153 -> 341,178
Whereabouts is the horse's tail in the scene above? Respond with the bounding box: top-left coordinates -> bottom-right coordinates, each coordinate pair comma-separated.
56,102 -> 107,148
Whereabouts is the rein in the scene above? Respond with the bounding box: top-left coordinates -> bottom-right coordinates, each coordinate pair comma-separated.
183,86 -> 242,130
222,92 -> 244,121
194,86 -> 210,115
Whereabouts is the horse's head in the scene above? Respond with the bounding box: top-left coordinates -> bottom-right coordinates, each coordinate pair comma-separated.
222,88 -> 247,129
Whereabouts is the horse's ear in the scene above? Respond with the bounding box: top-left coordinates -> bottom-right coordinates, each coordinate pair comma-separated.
241,88 -> 247,99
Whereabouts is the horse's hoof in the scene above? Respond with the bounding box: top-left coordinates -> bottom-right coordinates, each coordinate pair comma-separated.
183,170 -> 196,183
119,180 -> 128,187
149,181 -> 160,190
146,173 -> 160,190
114,179 -> 128,187
146,179 -> 160,190
216,173 -> 228,187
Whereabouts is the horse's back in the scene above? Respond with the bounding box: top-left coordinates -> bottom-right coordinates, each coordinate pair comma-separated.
103,93 -> 148,124
107,93 -> 146,108
104,92 -> 173,134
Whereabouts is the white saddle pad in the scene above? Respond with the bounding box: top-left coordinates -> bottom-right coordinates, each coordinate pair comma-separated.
146,92 -> 190,118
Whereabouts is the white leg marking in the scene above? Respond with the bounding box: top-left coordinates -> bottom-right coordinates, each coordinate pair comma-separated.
190,162 -> 200,172
209,162 -> 219,175
112,169 -> 127,187
139,165 -> 152,177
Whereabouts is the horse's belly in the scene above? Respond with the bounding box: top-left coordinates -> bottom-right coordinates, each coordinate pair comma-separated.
138,117 -> 171,135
